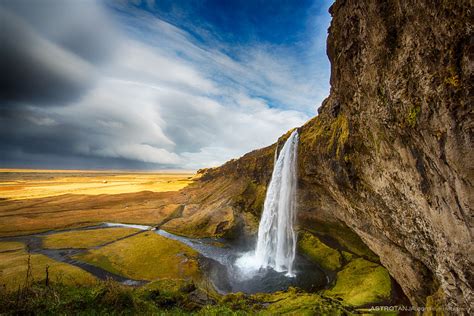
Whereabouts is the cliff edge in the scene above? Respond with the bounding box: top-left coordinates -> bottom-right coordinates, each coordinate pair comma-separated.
162,0 -> 473,311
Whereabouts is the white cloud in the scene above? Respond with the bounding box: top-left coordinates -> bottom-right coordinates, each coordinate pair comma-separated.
2,0 -> 327,169
111,41 -> 217,94
93,143 -> 182,165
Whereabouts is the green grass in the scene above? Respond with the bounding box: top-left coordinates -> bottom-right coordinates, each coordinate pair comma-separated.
324,258 -> 392,306
42,227 -> 139,249
74,232 -> 200,281
0,247 -> 96,291
0,280 -> 177,315
0,241 -> 25,252
298,231 -> 342,271
0,280 -> 354,315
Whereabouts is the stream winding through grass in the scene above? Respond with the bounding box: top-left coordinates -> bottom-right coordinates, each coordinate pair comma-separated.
0,222 -> 329,294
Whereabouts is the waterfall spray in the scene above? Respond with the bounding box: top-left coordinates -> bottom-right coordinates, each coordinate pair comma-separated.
236,129 -> 299,277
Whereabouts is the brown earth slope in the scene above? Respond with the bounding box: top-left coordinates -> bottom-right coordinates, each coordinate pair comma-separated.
164,0 -> 473,312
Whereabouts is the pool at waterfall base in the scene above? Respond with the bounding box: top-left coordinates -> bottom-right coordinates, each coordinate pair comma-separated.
156,227 -> 329,294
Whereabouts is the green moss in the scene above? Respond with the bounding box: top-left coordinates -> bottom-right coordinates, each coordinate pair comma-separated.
406,106 -> 421,128
298,231 -> 342,271
342,251 -> 354,262
252,288 -> 351,315
300,114 -> 351,160
324,258 -> 392,306
327,114 -> 350,158
304,222 -> 379,262
299,117 -> 325,147
220,292 -> 251,311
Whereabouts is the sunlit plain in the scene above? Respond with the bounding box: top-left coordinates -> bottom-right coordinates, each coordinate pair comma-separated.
0,169 -> 194,200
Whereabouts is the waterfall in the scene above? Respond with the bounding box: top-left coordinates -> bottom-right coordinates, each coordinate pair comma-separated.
236,129 -> 299,277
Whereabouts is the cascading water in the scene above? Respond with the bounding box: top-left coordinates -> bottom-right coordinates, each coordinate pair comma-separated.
236,129 -> 299,277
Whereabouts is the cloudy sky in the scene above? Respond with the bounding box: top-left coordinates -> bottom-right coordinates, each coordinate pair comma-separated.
0,0 -> 332,170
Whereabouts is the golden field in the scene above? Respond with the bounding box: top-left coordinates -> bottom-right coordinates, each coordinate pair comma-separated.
0,169 -> 194,237
0,169 -> 194,200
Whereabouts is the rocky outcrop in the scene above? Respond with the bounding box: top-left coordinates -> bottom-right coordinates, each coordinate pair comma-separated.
165,0 -> 473,312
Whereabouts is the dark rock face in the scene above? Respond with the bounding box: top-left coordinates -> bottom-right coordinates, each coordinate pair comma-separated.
309,0 -> 472,310
168,0 -> 473,311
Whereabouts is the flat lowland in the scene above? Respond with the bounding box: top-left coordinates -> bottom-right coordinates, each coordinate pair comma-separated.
0,169 -> 195,237
0,169 -> 194,200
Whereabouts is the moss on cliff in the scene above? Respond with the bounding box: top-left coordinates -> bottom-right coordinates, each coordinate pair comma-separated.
299,113 -> 349,159
304,222 -> 379,263
327,114 -> 349,158
324,258 -> 391,307
298,231 -> 342,271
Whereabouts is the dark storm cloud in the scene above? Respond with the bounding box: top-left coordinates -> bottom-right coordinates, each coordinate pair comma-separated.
0,9 -> 92,105
0,0 -> 118,106
2,0 -> 118,63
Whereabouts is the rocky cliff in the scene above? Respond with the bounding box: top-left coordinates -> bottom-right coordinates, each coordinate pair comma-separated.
162,0 -> 473,312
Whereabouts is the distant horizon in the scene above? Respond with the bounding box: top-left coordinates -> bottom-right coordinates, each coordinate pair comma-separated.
0,168 -> 197,174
